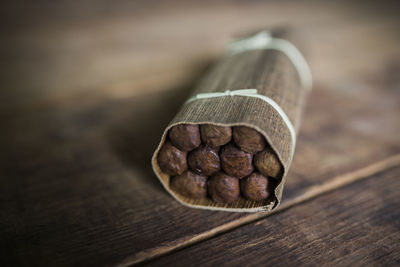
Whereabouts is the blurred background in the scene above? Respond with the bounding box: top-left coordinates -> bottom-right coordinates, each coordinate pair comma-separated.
1,1 -> 400,266
1,0 -> 399,106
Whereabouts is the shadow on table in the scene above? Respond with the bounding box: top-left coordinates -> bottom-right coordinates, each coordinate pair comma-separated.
109,61 -> 214,193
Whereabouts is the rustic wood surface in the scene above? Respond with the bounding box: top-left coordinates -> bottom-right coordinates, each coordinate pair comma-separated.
146,166 -> 400,267
1,0 -> 399,266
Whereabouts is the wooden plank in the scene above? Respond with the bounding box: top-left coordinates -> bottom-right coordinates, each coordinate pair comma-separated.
1,79 -> 399,266
2,1 -> 399,106
144,166 -> 400,266
123,155 -> 400,266
0,89 -> 244,267
1,1 -> 400,266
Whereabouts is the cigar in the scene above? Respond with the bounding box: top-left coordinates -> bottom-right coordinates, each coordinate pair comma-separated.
169,124 -> 201,152
240,172 -> 273,201
188,145 -> 220,176
233,126 -> 267,153
170,171 -> 208,199
200,124 -> 232,147
220,143 -> 254,179
254,147 -> 283,178
208,172 -> 239,204
157,141 -> 187,176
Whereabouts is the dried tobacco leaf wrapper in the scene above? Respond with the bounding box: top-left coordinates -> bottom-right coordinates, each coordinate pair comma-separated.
152,29 -> 311,212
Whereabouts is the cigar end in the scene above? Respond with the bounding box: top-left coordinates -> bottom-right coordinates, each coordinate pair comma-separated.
200,124 -> 232,147
208,172 -> 240,204
169,124 -> 201,152
240,172 -> 272,201
220,143 -> 254,179
157,141 -> 188,176
254,148 -> 283,178
170,171 -> 208,199
188,145 -> 221,176
233,126 -> 267,153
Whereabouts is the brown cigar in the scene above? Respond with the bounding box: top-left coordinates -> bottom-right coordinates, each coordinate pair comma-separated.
254,147 -> 282,178
200,124 -> 232,147
220,143 -> 254,178
233,126 -> 267,153
157,141 -> 187,176
170,171 -> 207,199
240,172 -> 272,201
208,172 -> 239,203
188,145 -> 220,176
169,124 -> 201,151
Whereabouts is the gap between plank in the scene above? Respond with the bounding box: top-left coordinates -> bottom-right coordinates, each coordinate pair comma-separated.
119,154 -> 400,266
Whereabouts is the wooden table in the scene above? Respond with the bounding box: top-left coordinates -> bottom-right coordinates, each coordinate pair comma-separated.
1,1 -> 399,266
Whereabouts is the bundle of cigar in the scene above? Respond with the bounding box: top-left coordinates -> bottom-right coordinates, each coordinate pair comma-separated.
157,124 -> 282,204
152,29 -> 310,212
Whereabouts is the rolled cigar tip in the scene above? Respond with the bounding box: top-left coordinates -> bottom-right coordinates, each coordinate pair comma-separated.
169,124 -> 201,152
240,172 -> 272,201
208,172 -> 239,204
233,126 -> 267,153
200,124 -> 232,147
254,148 -> 282,178
220,143 -> 254,178
188,145 -> 220,176
157,141 -> 187,176
170,171 -> 207,199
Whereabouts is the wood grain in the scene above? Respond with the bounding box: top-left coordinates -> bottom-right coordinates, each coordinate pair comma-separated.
144,166 -> 400,267
1,81 -> 399,266
1,0 -> 399,266
123,155 -> 400,266
2,1 -> 399,106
